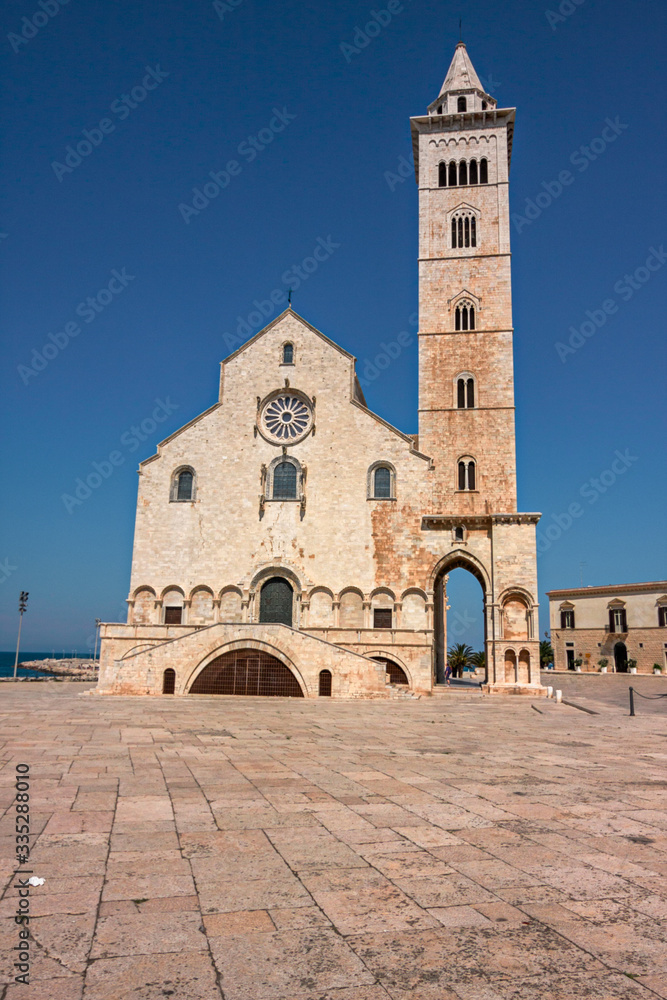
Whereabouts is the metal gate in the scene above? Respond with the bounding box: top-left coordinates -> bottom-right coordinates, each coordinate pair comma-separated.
190,649 -> 304,697
259,578 -> 293,626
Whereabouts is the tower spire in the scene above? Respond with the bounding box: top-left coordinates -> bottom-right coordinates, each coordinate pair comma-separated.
428,41 -> 496,116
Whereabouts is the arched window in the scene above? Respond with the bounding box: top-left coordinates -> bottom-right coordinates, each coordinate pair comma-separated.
456,376 -> 475,408
480,158 -> 488,183
282,342 -> 294,364
368,463 -> 395,500
437,104 -> 443,114
163,669 -> 176,695
438,162 -> 447,187
482,100 -> 487,110
319,670 -> 332,696
448,161 -> 457,186
454,526 -> 465,542
457,97 -> 467,112
273,461 -> 297,499
374,467 -> 391,498
469,159 -> 478,184
454,302 -> 475,331
171,467 -> 196,502
451,211 -> 477,250
458,459 -> 476,491
459,161 -> 468,185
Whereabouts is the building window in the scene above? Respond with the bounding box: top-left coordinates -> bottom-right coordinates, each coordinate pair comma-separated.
482,101 -> 487,110
459,160 -> 468,185
659,606 -> 667,627
480,158 -> 488,183
457,97 -> 467,112
319,669 -> 332,696
566,649 -> 575,670
374,608 -> 393,629
171,467 -> 196,502
273,461 -> 297,499
438,162 -> 447,187
282,342 -> 294,364
448,161 -> 457,186
454,526 -> 465,542
368,462 -> 395,499
451,211 -> 477,249
458,459 -> 476,491
609,608 -> 627,632
162,669 -> 176,694
560,609 -> 575,629
457,376 -> 475,408
164,607 -> 182,625
469,159 -> 478,184
455,302 -> 475,331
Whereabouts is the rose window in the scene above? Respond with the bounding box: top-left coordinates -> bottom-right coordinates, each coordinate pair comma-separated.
260,395 -> 312,443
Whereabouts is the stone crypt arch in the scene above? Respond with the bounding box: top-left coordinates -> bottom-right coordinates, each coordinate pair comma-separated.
432,554 -> 489,685
189,647 -> 304,697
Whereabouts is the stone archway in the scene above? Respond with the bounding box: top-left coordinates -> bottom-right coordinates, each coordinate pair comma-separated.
431,553 -> 489,685
190,648 -> 304,697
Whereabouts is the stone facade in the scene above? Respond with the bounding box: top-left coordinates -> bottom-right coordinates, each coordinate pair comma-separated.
98,43 -> 544,699
548,582 -> 667,674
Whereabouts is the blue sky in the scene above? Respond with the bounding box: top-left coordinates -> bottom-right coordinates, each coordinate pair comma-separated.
1,0 -> 665,652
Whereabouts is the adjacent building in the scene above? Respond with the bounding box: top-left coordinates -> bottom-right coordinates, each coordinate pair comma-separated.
548,582 -> 667,673
97,42 -> 545,699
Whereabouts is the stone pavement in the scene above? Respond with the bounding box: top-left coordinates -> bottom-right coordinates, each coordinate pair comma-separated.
540,671 -> 667,716
0,683 -> 665,1000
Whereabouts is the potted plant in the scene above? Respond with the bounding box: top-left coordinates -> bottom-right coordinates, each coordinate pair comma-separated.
628,658 -> 638,674
574,657 -> 583,672
654,663 -> 663,675
598,658 -> 608,674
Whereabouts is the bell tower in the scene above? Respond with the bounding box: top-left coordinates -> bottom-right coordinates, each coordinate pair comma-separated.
411,42 -> 517,516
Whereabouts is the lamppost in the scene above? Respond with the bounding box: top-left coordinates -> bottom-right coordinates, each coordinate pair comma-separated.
93,619 -> 101,665
13,592 -> 29,680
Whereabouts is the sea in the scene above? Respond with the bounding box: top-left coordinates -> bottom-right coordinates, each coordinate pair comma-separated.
0,651 -> 64,679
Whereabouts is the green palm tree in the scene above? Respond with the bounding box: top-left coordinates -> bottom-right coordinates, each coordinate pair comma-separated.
447,643 -> 473,679
469,650 -> 485,672
540,638 -> 554,670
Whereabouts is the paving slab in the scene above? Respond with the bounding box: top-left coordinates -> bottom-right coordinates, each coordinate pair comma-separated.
0,683 -> 665,998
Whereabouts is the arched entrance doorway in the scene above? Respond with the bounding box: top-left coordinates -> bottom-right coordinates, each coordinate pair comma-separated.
614,642 -> 628,673
259,577 -> 293,626
433,556 -> 487,685
190,649 -> 304,697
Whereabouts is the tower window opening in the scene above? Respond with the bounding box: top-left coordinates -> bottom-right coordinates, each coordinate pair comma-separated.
466,377 -> 475,407
438,104 -> 443,114
459,161 -> 468,185
455,301 -> 475,331
458,459 -> 476,491
482,100 -> 487,110
438,161 -> 447,187
457,378 -> 466,408
480,158 -> 488,183
448,161 -> 457,186
457,97 -> 467,112
469,159 -> 478,184
282,342 -> 294,364
454,526 -> 464,542
451,211 -> 477,250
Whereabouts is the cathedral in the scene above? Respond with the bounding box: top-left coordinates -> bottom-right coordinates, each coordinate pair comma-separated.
98,43 -> 544,699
